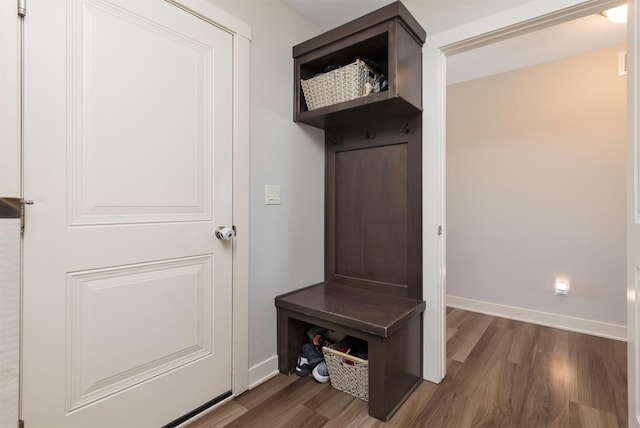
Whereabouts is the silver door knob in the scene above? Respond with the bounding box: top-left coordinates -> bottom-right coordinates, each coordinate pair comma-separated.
215,226 -> 235,241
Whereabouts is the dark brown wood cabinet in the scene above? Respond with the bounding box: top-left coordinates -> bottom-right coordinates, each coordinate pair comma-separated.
293,1 -> 425,129
276,2 -> 426,422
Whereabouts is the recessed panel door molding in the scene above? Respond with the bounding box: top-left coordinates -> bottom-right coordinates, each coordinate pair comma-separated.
22,0 -> 233,426
66,256 -> 213,413
68,0 -> 214,225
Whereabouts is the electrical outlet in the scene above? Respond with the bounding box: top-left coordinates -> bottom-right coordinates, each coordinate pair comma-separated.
555,280 -> 569,296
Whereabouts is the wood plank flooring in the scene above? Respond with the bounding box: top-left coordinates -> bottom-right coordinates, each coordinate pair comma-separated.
187,308 -> 627,427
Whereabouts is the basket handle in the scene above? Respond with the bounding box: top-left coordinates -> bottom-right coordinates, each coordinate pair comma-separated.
322,346 -> 368,364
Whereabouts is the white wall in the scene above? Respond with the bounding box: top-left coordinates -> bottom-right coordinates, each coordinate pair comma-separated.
206,0 -> 325,380
446,45 -> 627,334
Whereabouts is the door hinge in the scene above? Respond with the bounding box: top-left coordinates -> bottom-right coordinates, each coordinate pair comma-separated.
18,0 -> 26,17
18,419 -> 24,428
437,225 -> 442,236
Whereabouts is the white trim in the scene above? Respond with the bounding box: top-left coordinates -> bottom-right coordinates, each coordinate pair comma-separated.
169,0 -> 251,399
248,356 -> 279,390
427,0 -> 623,52
628,1 -> 640,426
232,34 -> 251,396
447,295 -> 627,341
422,47 -> 446,384
166,0 -> 251,39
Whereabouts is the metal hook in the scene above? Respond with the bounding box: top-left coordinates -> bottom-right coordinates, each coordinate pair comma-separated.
363,130 -> 376,140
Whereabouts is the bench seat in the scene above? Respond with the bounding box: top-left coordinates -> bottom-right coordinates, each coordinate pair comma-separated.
276,282 -> 425,337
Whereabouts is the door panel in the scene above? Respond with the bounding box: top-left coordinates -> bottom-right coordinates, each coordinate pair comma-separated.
22,1 -> 233,426
69,0 -> 215,225
66,256 -> 213,413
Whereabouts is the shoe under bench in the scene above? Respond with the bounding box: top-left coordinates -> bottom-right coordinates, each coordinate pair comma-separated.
275,281 -> 425,421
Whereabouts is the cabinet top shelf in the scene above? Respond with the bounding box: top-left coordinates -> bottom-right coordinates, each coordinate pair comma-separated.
292,1 -> 426,58
292,1 -> 425,129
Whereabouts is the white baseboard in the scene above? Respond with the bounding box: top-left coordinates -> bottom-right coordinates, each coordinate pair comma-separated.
248,355 -> 279,389
447,295 -> 627,341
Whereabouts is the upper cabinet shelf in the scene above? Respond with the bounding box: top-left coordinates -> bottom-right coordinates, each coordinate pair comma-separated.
293,2 -> 426,129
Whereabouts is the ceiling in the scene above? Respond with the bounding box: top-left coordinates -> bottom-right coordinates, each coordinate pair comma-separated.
280,0 -> 534,34
280,0 -> 626,85
279,0 -> 393,31
448,13 -> 627,84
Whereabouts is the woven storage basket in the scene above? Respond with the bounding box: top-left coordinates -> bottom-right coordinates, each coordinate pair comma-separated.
301,59 -> 381,111
322,345 -> 369,401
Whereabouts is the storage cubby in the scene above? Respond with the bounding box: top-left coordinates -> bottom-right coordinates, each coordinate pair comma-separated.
299,32 -> 389,83
293,2 -> 425,128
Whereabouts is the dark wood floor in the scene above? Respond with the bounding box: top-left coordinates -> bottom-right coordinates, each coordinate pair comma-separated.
187,308 -> 628,427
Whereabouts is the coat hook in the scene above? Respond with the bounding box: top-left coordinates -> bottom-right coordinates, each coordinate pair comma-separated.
363,130 -> 376,140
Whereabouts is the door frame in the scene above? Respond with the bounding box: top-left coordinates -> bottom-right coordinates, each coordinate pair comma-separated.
421,0 -> 634,396
0,0 -> 252,421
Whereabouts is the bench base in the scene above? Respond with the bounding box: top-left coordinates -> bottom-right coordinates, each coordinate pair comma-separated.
276,283 -> 424,422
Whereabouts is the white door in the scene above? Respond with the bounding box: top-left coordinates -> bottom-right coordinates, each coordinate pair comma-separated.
22,0 -> 233,426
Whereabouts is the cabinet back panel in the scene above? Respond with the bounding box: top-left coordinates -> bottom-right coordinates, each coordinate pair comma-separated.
325,114 -> 421,299
334,144 -> 408,285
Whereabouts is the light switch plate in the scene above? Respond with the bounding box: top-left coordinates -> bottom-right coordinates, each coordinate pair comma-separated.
265,185 -> 281,205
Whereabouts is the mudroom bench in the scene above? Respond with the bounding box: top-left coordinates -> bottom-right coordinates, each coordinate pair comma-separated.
276,2 -> 427,422
275,282 -> 425,421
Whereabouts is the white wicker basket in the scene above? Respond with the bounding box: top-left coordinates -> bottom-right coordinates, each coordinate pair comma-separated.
322,345 -> 369,401
301,59 -> 381,111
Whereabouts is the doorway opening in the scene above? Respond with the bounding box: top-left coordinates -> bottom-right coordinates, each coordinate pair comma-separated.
445,10 -> 627,339
421,0 -> 638,424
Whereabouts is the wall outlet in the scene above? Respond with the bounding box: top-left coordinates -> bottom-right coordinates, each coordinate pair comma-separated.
555,280 -> 569,296
265,185 -> 281,205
